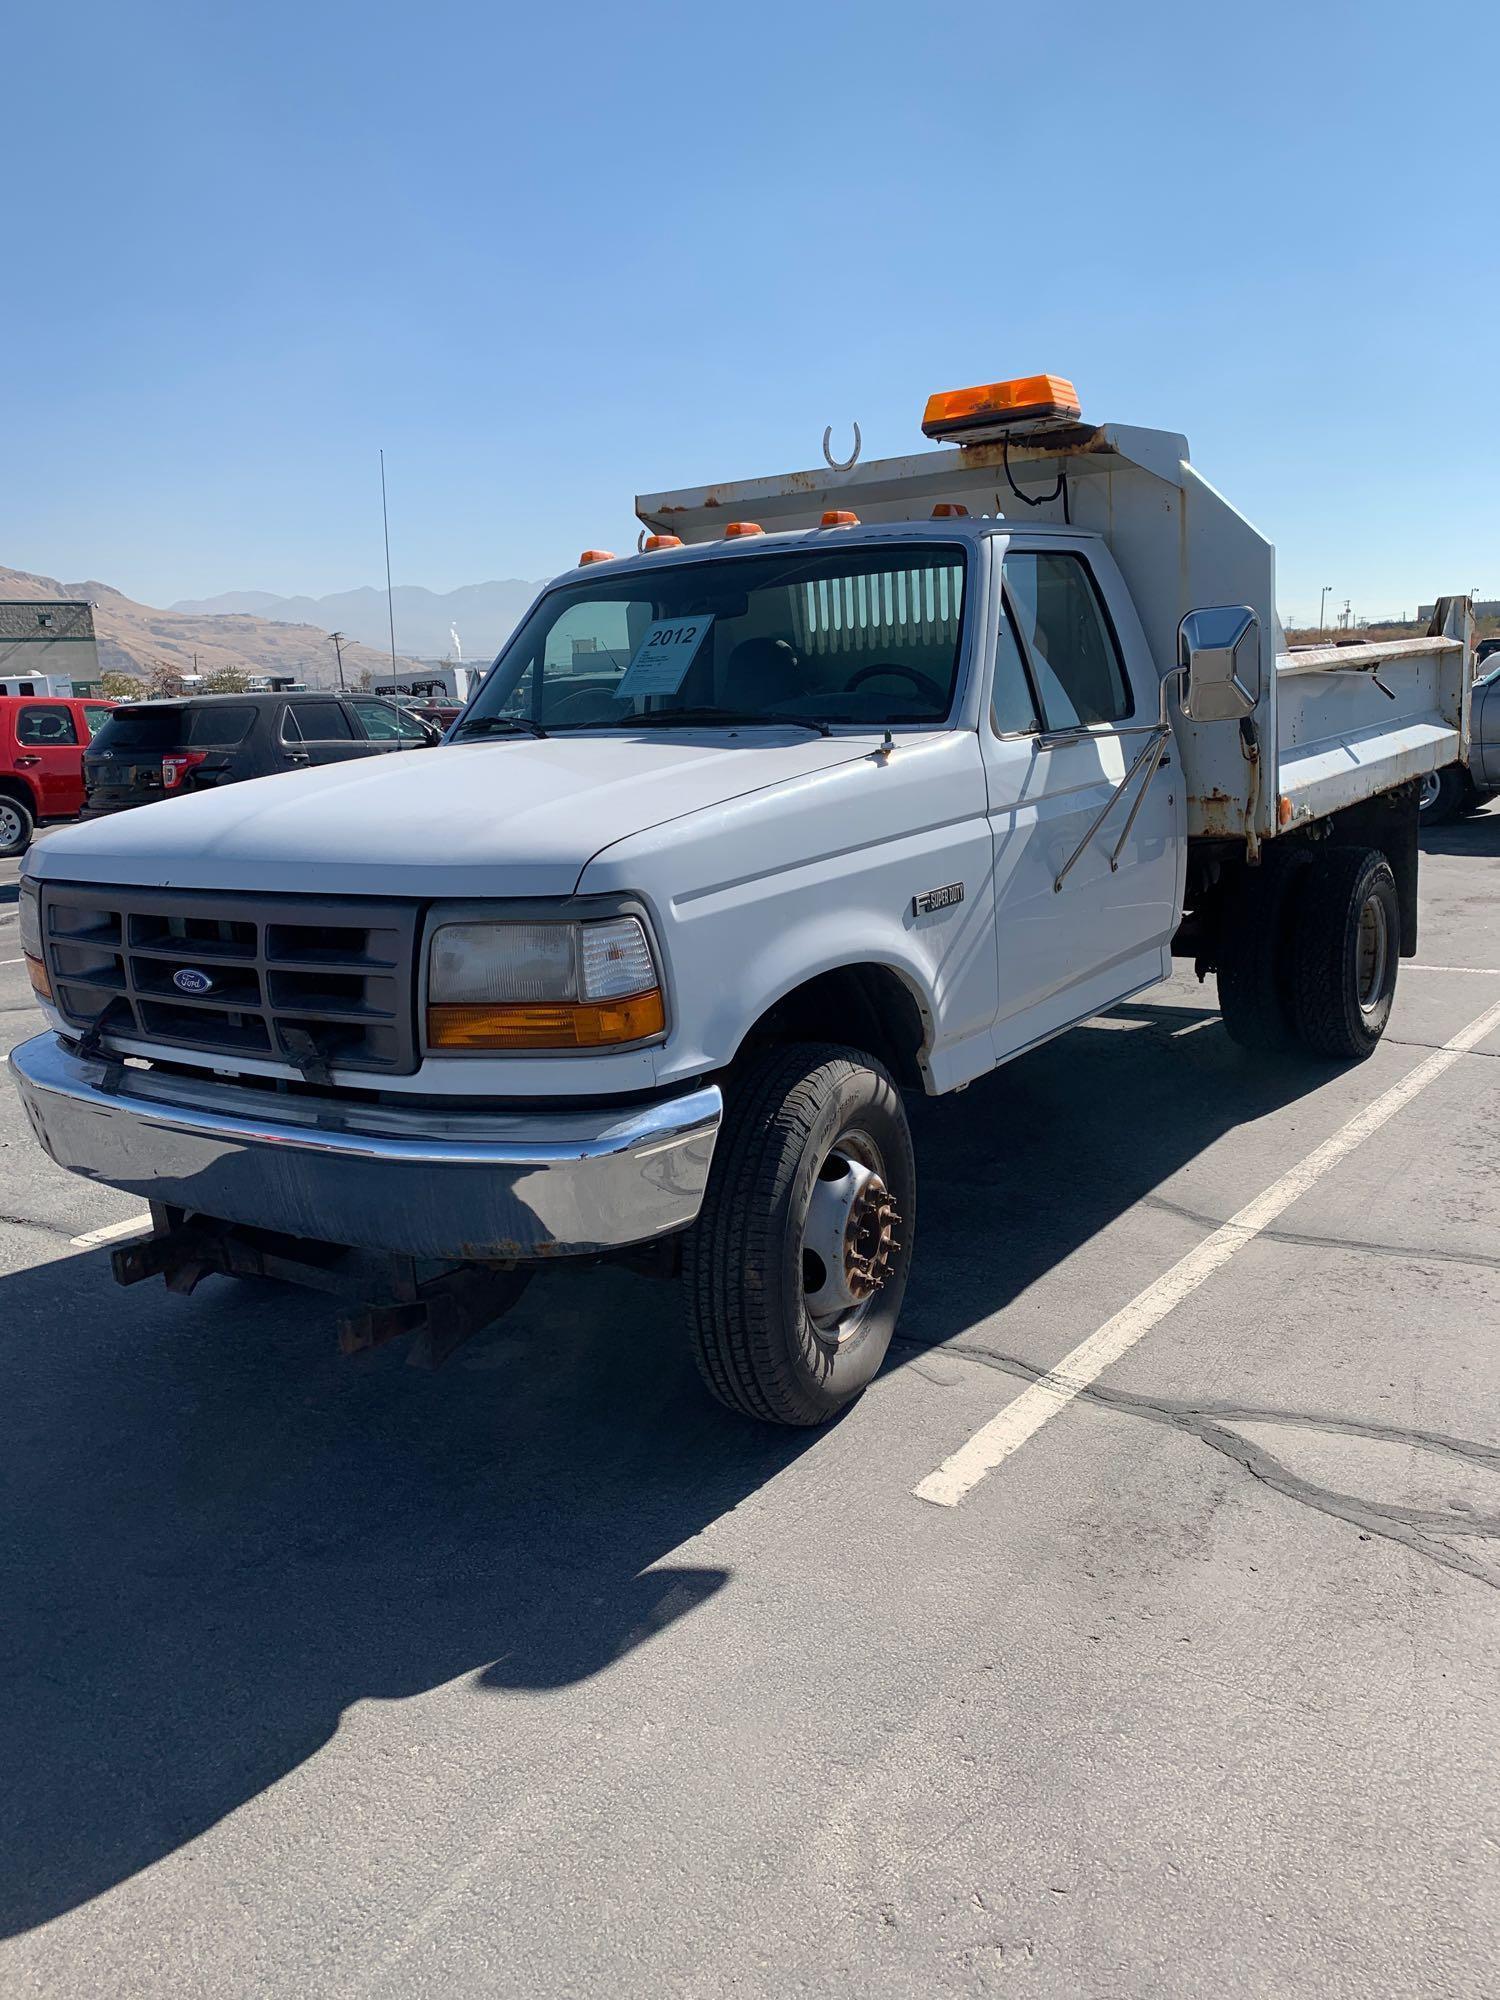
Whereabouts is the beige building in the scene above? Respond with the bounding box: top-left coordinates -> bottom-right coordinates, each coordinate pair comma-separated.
0,600 -> 100,694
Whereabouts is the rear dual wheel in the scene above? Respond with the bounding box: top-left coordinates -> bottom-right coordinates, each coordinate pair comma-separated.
1218,843 -> 1399,1063
683,1043 -> 915,1426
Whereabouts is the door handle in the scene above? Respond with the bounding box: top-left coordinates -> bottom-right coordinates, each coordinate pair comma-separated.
286,752 -> 310,765
15,755 -> 40,767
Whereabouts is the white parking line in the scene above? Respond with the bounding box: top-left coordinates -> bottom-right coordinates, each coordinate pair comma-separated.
1407,963 -> 1500,975
70,1214 -> 153,1249
0,955 -> 23,966
914,992 -> 1500,1509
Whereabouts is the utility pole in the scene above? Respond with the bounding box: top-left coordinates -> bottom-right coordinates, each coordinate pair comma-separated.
1319,585 -> 1332,634
330,630 -> 348,692
380,449 -> 398,677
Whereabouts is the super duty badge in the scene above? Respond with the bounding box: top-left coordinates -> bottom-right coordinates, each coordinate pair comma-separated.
913,882 -> 964,916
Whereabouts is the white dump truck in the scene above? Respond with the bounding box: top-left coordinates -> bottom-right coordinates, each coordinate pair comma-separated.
11,374 -> 1473,1423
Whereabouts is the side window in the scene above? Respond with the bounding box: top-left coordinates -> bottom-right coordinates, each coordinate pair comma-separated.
990,599 -> 1038,736
17,703 -> 79,746
279,707 -> 302,743
348,696 -> 425,740
288,699 -> 353,741
1004,552 -> 1132,730
82,704 -> 114,739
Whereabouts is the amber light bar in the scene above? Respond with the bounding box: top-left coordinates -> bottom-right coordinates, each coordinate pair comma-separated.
428,991 -> 665,1050
921,373 -> 1081,442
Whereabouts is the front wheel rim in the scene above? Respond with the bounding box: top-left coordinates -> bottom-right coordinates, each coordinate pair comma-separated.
0,803 -> 21,846
800,1131 -> 902,1345
1357,892 -> 1391,1013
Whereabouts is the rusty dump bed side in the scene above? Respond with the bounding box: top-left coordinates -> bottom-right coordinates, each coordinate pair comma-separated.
1271,617 -> 1470,835
639,428 -> 1472,846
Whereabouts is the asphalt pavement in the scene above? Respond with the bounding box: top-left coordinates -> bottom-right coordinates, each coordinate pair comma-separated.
1,822 -> 1497,1999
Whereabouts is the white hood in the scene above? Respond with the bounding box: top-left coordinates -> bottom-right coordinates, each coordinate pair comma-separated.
30,732 -> 876,898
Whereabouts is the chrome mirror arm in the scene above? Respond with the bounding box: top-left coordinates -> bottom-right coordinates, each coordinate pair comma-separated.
1052,668 -> 1184,894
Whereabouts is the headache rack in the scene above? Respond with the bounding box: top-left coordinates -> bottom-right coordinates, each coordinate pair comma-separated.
39,883 -> 421,1079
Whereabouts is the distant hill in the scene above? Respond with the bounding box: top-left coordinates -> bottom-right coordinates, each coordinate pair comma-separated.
0,564 -> 421,687
171,578 -> 548,663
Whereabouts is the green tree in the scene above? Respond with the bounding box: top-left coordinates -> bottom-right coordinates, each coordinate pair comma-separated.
199,667 -> 249,694
99,670 -> 141,701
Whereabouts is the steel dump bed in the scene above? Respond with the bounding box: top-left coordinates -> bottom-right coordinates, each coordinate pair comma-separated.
638,422 -> 1471,845
1273,630 -> 1467,832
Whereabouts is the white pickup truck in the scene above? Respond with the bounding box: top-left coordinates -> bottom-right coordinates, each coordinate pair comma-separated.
10,374 -> 1474,1424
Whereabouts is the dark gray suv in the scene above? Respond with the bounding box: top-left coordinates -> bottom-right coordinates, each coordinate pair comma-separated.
82,692 -> 438,817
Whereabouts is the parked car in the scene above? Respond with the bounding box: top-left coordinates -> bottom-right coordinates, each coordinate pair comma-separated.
0,694 -> 115,855
1418,654 -> 1499,823
81,691 -> 439,817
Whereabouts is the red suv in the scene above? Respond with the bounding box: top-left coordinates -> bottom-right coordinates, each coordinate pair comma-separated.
0,695 -> 115,856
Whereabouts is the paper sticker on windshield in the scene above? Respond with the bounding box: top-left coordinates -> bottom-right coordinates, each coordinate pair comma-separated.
615,615 -> 714,700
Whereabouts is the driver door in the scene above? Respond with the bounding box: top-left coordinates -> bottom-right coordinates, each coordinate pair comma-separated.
980,541 -> 1183,1059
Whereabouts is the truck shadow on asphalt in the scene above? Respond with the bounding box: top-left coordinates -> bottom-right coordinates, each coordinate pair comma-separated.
0,1008 -> 1328,1937
1418,808 -> 1500,858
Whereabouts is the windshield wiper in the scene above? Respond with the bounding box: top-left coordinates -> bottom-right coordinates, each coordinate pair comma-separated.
615,707 -> 830,737
453,714 -> 548,739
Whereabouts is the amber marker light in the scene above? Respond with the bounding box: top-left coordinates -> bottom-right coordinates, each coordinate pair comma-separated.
921,373 -> 1081,442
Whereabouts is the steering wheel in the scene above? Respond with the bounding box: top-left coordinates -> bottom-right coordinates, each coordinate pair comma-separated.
845,662 -> 947,708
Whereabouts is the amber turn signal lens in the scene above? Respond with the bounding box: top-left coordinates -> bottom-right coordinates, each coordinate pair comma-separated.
642,533 -> 682,551
427,988 -> 665,1050
577,549 -> 616,566
820,510 -> 859,527
921,373 -> 1080,441
24,954 -> 52,1003
930,502 -> 969,517
723,521 -> 764,538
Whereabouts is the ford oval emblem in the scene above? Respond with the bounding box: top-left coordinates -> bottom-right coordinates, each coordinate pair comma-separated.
172,967 -> 213,995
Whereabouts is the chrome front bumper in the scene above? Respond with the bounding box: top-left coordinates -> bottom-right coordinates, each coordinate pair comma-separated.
9,1033 -> 722,1261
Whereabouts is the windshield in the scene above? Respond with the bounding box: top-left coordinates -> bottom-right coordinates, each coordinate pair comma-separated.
458,542 -> 968,736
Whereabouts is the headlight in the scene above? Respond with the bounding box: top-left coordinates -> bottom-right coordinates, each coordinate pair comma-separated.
18,878 -> 51,1002
426,915 -> 665,1050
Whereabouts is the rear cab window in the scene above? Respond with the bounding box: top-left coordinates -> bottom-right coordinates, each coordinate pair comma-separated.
1004,550 -> 1132,730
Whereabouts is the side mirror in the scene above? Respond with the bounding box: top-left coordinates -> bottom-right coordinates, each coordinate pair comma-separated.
1178,606 -> 1261,723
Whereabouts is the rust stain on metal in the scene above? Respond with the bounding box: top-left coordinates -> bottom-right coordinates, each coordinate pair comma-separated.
1192,788 -> 1241,838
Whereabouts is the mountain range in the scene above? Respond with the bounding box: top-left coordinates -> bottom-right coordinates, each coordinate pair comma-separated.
171,579 -> 547,664
0,565 -> 421,687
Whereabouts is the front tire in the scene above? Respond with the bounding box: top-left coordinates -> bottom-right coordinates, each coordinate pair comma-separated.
683,1043 -> 915,1426
0,794 -> 34,857
1291,846 -> 1400,1060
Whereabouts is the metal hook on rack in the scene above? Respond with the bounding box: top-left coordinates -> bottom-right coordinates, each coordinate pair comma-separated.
636,528 -> 648,553
822,422 -> 862,473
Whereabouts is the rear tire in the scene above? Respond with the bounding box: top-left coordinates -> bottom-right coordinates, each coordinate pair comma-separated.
1290,846 -> 1399,1061
0,793 -> 34,857
1216,848 -> 1310,1053
1418,766 -> 1470,826
683,1043 -> 915,1427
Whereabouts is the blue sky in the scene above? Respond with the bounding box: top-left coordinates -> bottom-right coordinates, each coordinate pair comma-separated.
6,0 -> 1496,625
